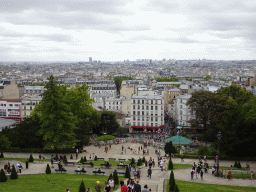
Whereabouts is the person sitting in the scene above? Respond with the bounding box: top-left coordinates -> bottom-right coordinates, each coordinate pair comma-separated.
98,168 -> 101,173
90,161 -> 94,167
120,162 -> 124,165
77,167 -> 80,171
94,167 -> 98,172
82,167 -> 85,171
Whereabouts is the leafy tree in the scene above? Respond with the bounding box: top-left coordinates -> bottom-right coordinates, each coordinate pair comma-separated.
0,152 -> 4,158
29,154 -> 34,162
94,155 -> 97,161
113,170 -> 119,189
45,164 -> 51,174
185,78 -> 192,81
94,111 -> 120,134
10,165 -> 18,180
35,75 -> 78,149
80,156 -> 84,163
79,179 -> 86,192
131,158 -> 135,165
114,76 -> 122,94
84,156 -> 87,162
197,146 -> 209,156
0,133 -> 11,150
204,75 -> 211,81
0,169 -> 7,182
187,90 -> 228,141
165,141 -> 176,156
125,166 -> 130,178
156,78 -> 179,82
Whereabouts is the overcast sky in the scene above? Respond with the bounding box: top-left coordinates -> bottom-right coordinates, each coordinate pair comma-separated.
1,0 -> 256,61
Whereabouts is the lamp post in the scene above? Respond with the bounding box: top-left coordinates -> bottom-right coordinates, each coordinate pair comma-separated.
216,131 -> 221,177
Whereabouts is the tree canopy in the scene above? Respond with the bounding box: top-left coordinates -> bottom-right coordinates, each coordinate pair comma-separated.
156,77 -> 179,82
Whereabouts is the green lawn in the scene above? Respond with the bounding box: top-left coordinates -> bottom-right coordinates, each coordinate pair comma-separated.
168,180 -> 256,192
172,164 -> 193,170
76,160 -> 134,167
223,174 -> 252,179
0,174 -> 123,192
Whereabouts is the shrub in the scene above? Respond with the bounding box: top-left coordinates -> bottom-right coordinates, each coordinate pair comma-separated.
0,169 -> 7,182
80,156 -> 84,163
169,170 -> 175,191
125,166 -> 130,178
0,152 -> 4,158
79,179 -> 86,192
168,159 -> 173,170
142,156 -> 145,163
94,155 -> 97,161
84,156 -> 87,162
10,165 -> 18,180
70,154 -> 73,159
174,185 -> 179,192
234,161 -> 237,168
113,170 -> 119,189
237,161 -> 241,168
137,159 -> 142,166
63,155 -> 67,162
131,158 -> 135,165
29,154 -> 34,162
45,164 -> 51,174
197,146 -> 209,156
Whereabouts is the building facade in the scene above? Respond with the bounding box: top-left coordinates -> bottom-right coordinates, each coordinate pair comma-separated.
0,99 -> 22,123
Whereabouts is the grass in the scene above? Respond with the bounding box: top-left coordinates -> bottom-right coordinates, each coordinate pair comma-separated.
223,174 -> 252,179
76,160 -> 135,167
0,174 -> 124,192
168,180 -> 256,192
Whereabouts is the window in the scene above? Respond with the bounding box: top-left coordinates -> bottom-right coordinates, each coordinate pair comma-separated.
109,106 -> 111,109
155,106 -> 157,110
133,111 -> 135,115
137,105 -> 140,110
180,105 -> 182,108
180,110 -> 183,114
146,112 -> 149,116
151,106 -> 153,110
151,117 -> 153,121
9,104 -> 13,107
138,117 -> 140,121
138,122 -> 140,126
151,123 -> 153,127
155,123 -> 158,127
142,105 -> 144,110
155,117 -> 158,121
133,117 -> 135,120
138,100 -> 140,104
138,111 -> 140,116
15,104 -> 19,107
30,106 -> 33,110
133,105 -> 135,109
151,100 -> 153,104
142,117 -> 144,121
142,111 -> 144,115
142,100 -> 144,104
142,122 -> 144,126
24,106 -> 26,110
146,106 -> 149,110
133,100 -> 135,104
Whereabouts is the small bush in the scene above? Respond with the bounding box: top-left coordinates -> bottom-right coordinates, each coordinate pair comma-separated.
29,154 -> 34,162
0,152 -> 4,158
113,170 -> 119,189
0,169 -> 7,182
197,146 -> 209,156
125,166 -> 130,178
63,155 -> 67,162
70,154 -> 73,159
80,156 -> 84,163
79,179 -> 86,192
168,159 -> 173,170
108,173 -> 113,182
84,156 -> 87,162
234,161 -> 237,168
142,156 -> 145,163
137,159 -> 142,166
174,184 -> 179,192
169,170 -> 175,191
10,165 -> 18,180
94,155 -> 97,161
237,161 -> 241,168
131,158 -> 135,165
45,164 -> 51,174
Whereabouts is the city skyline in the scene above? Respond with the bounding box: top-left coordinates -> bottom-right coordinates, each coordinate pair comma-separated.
1,0 -> 256,61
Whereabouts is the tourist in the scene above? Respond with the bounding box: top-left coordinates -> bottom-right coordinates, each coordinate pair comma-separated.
191,169 -> 194,181
109,177 -> 115,191
25,159 -> 29,169
200,169 -> 203,180
227,169 -> 232,180
251,171 -> 254,183
142,184 -> 149,192
134,180 -> 141,192
119,178 -> 124,188
147,167 -> 152,179
95,181 -> 101,192
121,183 -> 128,192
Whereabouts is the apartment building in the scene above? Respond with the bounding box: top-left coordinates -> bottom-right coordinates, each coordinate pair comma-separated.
90,84 -> 116,95
24,86 -> 46,95
130,95 -> 165,132
20,96 -> 42,118
105,98 -> 131,116
0,99 -> 22,123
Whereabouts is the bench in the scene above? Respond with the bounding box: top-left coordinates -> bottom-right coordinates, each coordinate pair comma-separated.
109,158 -> 116,161
82,162 -> 94,167
97,158 -> 105,161
74,170 -> 87,174
119,158 -> 126,161
128,159 -> 132,161
100,164 -> 112,168
93,171 -> 105,176
64,162 -> 75,166
117,164 -> 128,169
55,169 -> 67,173
117,172 -> 126,176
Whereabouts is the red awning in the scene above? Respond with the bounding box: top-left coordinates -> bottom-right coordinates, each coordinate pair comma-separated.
131,126 -> 165,129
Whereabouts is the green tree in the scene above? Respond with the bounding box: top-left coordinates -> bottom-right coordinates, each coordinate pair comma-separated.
45,164 -> 51,174
96,135 -> 116,142
0,133 -> 11,151
10,165 -> 18,180
168,159 -> 173,170
35,75 -> 78,149
156,77 -> 179,82
113,170 -> 119,189
0,169 -> 7,182
164,141 -> 176,156
169,170 -> 175,191
187,90 -> 228,141
204,75 -> 211,81
174,185 -> 179,192
125,166 -> 130,178
94,111 -> 120,134
29,154 -> 34,162
108,173 -> 113,182
79,179 -> 86,192
114,76 -> 122,94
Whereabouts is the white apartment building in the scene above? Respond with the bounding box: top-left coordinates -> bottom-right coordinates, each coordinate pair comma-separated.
174,95 -> 195,127
20,96 -> 42,118
0,99 -> 22,123
105,98 -> 131,116
90,84 -> 116,95
130,95 -> 165,132
24,86 -> 46,95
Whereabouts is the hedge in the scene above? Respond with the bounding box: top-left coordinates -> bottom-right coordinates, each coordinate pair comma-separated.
174,154 -> 256,161
2,148 -> 76,153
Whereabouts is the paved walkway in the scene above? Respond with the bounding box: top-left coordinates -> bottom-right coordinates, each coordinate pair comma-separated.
1,142 -> 256,191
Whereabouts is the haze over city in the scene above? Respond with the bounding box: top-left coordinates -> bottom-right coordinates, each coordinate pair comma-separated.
1,0 -> 256,61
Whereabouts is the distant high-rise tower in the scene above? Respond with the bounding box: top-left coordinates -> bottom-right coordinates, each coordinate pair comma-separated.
89,57 -> 92,64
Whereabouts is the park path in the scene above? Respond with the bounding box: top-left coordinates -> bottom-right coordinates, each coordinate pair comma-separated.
1,141 -> 256,191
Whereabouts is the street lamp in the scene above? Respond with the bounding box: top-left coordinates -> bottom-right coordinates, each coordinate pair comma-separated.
216,131 -> 221,177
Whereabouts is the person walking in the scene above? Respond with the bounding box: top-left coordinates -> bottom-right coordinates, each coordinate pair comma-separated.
25,159 -> 29,169
147,167 -> 152,179
251,171 -> 254,183
121,183 -> 128,192
134,180 -> 141,192
142,184 -> 149,192
191,169 -> 194,181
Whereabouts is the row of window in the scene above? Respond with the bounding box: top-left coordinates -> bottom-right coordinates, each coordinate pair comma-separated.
132,111 -> 163,116
92,87 -> 115,90
25,90 -> 44,94
133,105 -> 163,110
133,123 -> 158,127
133,100 -> 162,104
0,104 -> 19,107
132,116 -> 163,121
23,106 -> 33,110
108,102 -> 122,105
